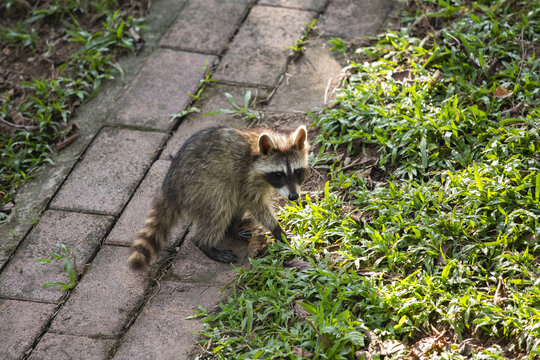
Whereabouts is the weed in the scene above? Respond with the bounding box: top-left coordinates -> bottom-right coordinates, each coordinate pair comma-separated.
204,91 -> 261,120
36,243 -> 77,290
286,37 -> 309,53
188,60 -> 217,100
169,107 -> 200,122
1,24 -> 40,48
328,37 -> 348,55
286,19 -> 317,54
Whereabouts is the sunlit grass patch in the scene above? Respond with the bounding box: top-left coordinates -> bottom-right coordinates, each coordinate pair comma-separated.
196,0 -> 539,358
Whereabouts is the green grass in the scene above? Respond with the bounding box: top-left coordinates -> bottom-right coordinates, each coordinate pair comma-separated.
36,243 -> 77,291
0,0 -> 144,220
196,0 -> 540,359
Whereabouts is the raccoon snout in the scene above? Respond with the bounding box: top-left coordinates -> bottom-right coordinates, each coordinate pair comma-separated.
288,193 -> 299,201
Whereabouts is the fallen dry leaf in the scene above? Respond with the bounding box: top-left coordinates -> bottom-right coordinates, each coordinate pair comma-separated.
458,338 -> 481,356
293,346 -> 313,358
355,350 -> 368,360
493,86 -> 513,99
501,101 -> 525,116
294,301 -> 312,320
362,331 -> 408,358
430,69 -> 443,86
392,69 -> 415,84
379,339 -> 408,356
410,331 -> 448,359
284,258 -> 312,270
1,201 -> 14,212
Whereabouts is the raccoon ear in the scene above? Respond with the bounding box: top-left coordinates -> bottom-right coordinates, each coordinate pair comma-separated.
293,125 -> 307,150
258,133 -> 275,155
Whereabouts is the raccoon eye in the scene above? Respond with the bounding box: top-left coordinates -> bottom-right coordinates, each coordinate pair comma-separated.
264,171 -> 286,188
294,168 -> 307,183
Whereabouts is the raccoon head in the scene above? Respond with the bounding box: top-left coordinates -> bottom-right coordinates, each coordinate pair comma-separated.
257,125 -> 309,201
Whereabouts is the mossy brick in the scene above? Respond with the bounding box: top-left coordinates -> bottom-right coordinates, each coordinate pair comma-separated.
139,0 -> 189,47
50,128 -> 166,215
105,160 -> 187,250
29,333 -> 114,360
110,49 -> 218,130
160,83 -> 265,160
259,0 -> 326,11
214,6 -> 316,87
0,299 -> 56,360
160,0 -> 251,54
268,39 -> 342,112
113,281 -> 231,360
0,210 -> 113,303
49,246 -> 151,337
319,0 -> 396,39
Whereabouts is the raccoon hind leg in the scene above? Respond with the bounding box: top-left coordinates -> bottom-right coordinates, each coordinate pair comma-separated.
191,220 -> 238,263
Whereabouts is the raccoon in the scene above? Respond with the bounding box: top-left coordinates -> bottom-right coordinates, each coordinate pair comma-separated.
128,125 -> 309,270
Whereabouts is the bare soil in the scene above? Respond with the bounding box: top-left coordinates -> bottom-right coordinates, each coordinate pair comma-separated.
0,0 -> 149,131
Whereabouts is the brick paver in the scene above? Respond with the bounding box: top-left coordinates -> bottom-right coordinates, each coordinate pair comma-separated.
160,0 -> 251,54
49,245 -> 151,337
50,128 -> 166,215
215,6 -> 316,87
0,210 -> 113,303
111,49 -> 218,130
164,237 -> 248,285
112,281 -> 227,360
105,160 -> 187,249
0,299 -> 56,360
320,0 -> 396,39
138,0 -> 189,45
29,333 -> 115,360
268,38 -> 342,112
113,237 -> 248,359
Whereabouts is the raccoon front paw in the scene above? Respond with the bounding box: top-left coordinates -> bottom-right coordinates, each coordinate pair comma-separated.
205,247 -> 238,263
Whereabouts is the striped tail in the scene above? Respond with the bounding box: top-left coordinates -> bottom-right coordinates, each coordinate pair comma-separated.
128,192 -> 176,270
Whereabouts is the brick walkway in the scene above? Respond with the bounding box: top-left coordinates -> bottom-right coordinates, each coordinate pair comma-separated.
0,0 -> 398,358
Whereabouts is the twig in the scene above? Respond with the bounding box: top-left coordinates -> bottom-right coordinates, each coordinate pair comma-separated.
306,318 -> 331,346
0,117 -> 39,131
501,102 -> 525,116
445,32 -> 482,71
198,343 -> 213,355
56,125 -> 80,151
324,78 -> 332,105
145,277 -> 161,305
339,156 -> 378,171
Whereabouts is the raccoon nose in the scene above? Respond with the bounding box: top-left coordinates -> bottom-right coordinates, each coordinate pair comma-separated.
288,193 -> 299,201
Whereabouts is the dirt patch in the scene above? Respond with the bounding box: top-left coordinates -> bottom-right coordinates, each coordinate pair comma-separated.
0,0 -> 149,130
